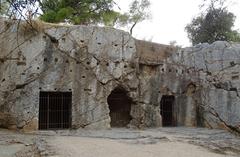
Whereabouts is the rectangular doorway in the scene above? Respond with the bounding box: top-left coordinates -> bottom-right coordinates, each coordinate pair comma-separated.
160,95 -> 175,126
39,92 -> 72,130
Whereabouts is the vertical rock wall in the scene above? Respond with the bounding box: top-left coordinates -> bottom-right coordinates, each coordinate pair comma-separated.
137,40 -> 240,131
179,42 -> 240,130
0,19 -> 139,130
0,18 -> 239,131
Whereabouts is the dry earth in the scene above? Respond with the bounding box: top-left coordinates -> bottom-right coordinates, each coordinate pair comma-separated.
0,127 -> 240,157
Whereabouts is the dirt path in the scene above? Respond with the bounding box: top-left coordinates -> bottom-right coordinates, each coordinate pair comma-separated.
49,136 -> 231,157
0,128 -> 240,157
46,128 -> 240,157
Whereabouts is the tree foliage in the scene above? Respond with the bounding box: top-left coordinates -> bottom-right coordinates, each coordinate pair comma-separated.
185,0 -> 240,45
118,0 -> 151,35
39,0 -> 119,25
0,0 -> 151,34
39,0 -> 151,32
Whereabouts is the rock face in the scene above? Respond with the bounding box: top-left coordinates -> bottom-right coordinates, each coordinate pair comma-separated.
0,18 -> 239,131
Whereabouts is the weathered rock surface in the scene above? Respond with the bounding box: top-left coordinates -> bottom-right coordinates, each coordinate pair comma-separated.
0,18 -> 239,131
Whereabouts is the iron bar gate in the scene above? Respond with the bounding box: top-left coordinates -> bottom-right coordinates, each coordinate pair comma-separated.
160,95 -> 175,126
39,92 -> 72,130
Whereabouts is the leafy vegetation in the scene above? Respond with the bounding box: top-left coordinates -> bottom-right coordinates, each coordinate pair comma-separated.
117,0 -> 151,35
0,0 -> 151,34
39,0 -> 117,25
185,0 -> 240,45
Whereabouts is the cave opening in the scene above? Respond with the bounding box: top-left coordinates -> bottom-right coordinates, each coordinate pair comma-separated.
107,87 -> 132,127
160,95 -> 175,127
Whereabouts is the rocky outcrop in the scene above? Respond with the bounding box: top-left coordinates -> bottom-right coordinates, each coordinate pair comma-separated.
0,18 -> 239,132
180,42 -> 240,133
0,19 -> 139,130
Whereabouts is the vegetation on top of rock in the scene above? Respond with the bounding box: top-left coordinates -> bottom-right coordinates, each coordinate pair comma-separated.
0,0 -> 151,35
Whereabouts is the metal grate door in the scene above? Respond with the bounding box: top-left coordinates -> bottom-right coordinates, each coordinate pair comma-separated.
39,92 -> 72,130
160,95 -> 175,126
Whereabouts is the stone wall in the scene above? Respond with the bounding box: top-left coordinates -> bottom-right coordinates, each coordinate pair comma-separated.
180,42 -> 240,129
138,40 -> 240,131
0,19 -> 139,130
0,18 -> 239,131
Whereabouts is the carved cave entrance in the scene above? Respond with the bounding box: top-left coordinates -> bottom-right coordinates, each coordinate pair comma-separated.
160,95 -> 175,126
39,92 -> 72,130
107,88 -> 132,127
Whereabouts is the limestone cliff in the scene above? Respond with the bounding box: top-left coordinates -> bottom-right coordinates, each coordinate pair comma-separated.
0,18 -> 239,133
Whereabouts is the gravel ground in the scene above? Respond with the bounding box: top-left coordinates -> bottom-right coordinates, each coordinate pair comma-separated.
0,127 -> 240,157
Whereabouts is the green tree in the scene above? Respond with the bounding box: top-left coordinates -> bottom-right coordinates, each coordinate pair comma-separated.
39,0 -> 120,25
39,0 -> 151,33
185,0 -> 240,45
1,0 -> 151,35
0,0 -> 120,25
117,0 -> 151,35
